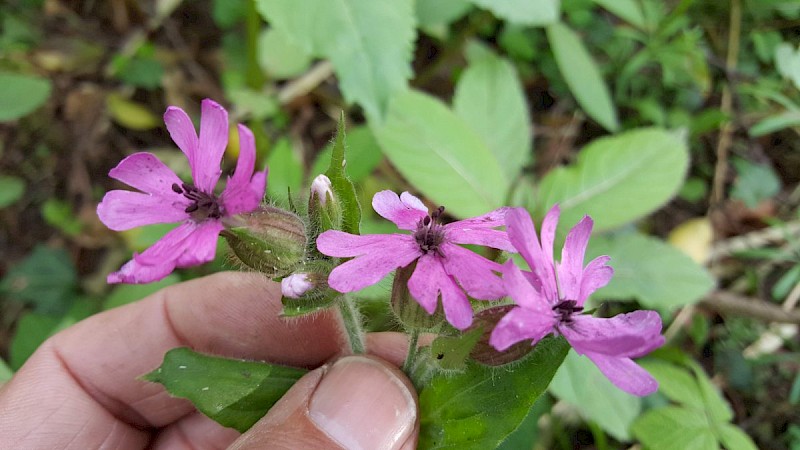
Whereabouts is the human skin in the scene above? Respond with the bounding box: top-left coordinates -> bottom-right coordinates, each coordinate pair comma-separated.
0,272 -> 419,449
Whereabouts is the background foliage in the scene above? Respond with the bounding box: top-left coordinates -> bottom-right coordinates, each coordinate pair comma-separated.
1,0 -> 799,448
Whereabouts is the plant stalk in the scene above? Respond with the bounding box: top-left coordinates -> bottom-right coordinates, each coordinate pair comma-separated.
402,329 -> 420,373
338,294 -> 366,354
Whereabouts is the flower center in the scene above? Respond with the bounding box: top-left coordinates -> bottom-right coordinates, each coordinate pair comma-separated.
413,205 -> 446,256
553,299 -> 583,322
172,182 -> 223,221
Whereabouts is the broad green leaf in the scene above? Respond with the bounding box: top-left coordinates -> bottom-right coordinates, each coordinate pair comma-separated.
311,126 -> 383,182
373,89 -> 507,218
256,0 -> 415,121
749,110 -> 800,137
497,395 -> 552,449
717,424 -> 758,450
549,350 -> 641,441
103,275 -> 181,310
9,313 -> 61,370
0,358 -> 12,383
469,0 -> 560,26
453,47 -> 531,179
536,128 -> 689,232
0,175 -> 25,208
0,245 -> 77,314
546,22 -> 619,131
143,347 -> 308,433
415,0 -> 472,28
325,114 -> 362,234
41,198 -> 83,236
429,327 -> 484,371
689,363 -> 733,424
257,27 -> 312,79
588,232 -> 715,310
631,406 -> 718,450
0,72 -> 52,121
265,138 -> 303,201
592,0 -> 646,29
639,359 -> 705,411
730,158 -> 781,208
418,337 -> 569,449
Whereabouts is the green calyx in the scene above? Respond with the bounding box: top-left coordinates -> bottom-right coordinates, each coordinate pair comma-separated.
223,206 -> 306,277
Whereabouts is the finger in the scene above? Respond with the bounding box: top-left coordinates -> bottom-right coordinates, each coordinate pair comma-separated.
229,355 -> 419,450
0,271 -> 344,448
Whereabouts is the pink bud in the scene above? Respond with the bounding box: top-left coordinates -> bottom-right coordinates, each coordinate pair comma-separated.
311,174 -> 333,206
281,273 -> 313,298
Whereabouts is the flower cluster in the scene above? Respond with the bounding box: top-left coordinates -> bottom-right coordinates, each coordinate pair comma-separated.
97,99 -> 663,396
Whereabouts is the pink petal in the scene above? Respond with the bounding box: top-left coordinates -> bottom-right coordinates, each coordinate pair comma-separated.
408,254 -> 473,329
489,306 -> 557,351
502,260 -> 555,311
108,152 -> 183,195
578,255 -> 613,306
317,231 -> 415,257
583,352 -> 659,396
222,125 -> 267,215
97,190 -> 189,231
540,204 -> 560,266
174,221 -> 224,267
505,208 -> 558,301
193,99 -> 228,192
558,215 -> 593,302
447,207 -> 510,229
164,105 -> 199,168
445,208 -> 515,251
560,311 -> 664,358
440,243 -> 505,300
372,190 -> 428,230
108,222 -> 213,284
327,238 -> 420,292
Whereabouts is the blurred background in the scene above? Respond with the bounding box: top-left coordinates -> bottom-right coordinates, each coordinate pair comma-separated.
1,0 -> 799,448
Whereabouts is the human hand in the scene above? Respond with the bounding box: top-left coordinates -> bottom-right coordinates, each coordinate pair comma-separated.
0,272 -> 419,449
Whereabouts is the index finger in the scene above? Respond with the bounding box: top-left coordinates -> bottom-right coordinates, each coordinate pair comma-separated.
0,271 -> 345,447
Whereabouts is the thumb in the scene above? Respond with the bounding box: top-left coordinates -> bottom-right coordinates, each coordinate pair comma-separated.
229,355 -> 419,450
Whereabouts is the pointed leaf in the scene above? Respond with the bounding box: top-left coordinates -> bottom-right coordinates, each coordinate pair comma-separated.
454,48 -> 531,179
592,0 -> 646,29
255,0 -> 415,121
546,22 -> 619,131
717,424 -> 758,450
0,72 -> 52,122
311,126 -> 383,182
470,0 -> 560,26
631,406 -> 718,450
419,337 -> 569,449
143,347 -> 308,433
536,128 -> 689,232
373,89 -> 508,218
325,114 -> 362,234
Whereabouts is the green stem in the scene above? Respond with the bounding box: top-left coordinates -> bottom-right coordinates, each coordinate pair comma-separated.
245,0 -> 266,90
402,329 -> 420,373
587,421 -> 609,450
338,294 -> 365,354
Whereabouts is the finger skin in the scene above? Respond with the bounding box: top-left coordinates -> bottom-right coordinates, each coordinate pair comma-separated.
0,272 -> 344,448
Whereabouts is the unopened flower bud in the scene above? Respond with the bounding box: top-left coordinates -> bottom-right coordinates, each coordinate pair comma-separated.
310,174 -> 333,206
223,206 -> 306,277
468,305 -> 532,366
391,262 -> 444,331
308,174 -> 342,239
281,273 -> 313,298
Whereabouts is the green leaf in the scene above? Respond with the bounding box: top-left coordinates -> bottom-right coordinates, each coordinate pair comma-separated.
106,93 -> 160,130
373,89 -> 507,218
143,347 -> 308,433
0,72 -> 52,121
592,0 -> 646,29
0,175 -> 25,208
546,22 -> 619,131
453,47 -> 531,179
730,158 -> 781,208
265,138 -> 303,201
311,126 -> 383,182
536,128 -> 689,232
689,362 -> 733,425
497,395 -> 552,449
415,0 -> 472,28
549,350 -> 641,441
588,232 -> 715,310
429,327 -> 484,371
0,245 -> 78,314
749,110 -> 800,137
418,337 -> 569,449
9,313 -> 61,370
0,358 -> 12,383
469,0 -> 560,26
325,113 -> 362,234
255,0 -> 415,121
639,359 -> 705,411
257,27 -> 312,79
631,406 -> 718,450
41,198 -> 83,236
103,275 -> 181,310
717,424 -> 758,450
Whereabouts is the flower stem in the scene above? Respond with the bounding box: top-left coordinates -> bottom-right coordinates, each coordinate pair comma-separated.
402,329 -> 420,373
338,294 -> 365,354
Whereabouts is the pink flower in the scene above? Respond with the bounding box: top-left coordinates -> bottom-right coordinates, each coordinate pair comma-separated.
97,99 -> 267,284
316,191 -> 514,329
489,206 -> 664,396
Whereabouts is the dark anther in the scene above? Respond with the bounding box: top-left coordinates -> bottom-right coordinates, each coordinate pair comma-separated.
414,205 -> 447,256
185,204 -> 199,213
170,181 -> 224,221
553,300 -> 583,322
171,183 -> 183,194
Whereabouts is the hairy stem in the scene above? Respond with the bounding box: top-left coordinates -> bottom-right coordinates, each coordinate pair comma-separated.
402,329 -> 420,374
338,294 -> 366,354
